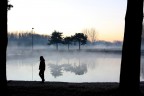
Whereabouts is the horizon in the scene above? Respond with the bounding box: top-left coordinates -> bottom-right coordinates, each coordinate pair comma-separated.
8,31 -> 123,42
8,0 -> 127,42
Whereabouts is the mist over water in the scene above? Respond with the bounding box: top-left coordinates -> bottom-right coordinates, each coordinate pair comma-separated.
6,45 -> 144,82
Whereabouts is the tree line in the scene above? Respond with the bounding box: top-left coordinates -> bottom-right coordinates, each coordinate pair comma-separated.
8,31 -> 87,50
48,30 -> 87,50
8,32 -> 50,46
8,31 -> 123,51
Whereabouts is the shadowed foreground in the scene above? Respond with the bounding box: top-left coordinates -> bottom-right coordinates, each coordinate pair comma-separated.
7,81 -> 144,96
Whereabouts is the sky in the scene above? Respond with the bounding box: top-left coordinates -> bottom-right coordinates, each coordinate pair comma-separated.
8,0 -> 127,42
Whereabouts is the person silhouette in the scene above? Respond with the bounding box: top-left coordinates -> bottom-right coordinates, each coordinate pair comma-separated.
39,56 -> 45,83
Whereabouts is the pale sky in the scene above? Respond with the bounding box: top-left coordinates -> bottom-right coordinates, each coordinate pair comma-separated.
8,0 -> 127,42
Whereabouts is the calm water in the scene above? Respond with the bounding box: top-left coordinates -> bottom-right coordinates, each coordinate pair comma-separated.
6,46 -> 144,82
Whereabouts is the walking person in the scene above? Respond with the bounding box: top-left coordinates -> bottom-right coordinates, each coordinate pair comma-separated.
39,56 -> 45,83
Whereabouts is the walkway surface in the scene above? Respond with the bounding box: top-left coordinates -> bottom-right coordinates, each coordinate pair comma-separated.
7,80 -> 144,96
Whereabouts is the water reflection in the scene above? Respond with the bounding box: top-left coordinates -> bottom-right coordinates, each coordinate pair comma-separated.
141,56 -> 144,79
8,48 -> 144,82
6,50 -> 122,82
62,63 -> 87,75
48,63 -> 87,78
48,64 -> 63,78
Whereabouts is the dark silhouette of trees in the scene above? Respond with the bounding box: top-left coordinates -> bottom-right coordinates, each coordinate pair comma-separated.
70,35 -> 77,46
48,30 -> 63,50
119,0 -> 143,95
8,32 -> 50,46
63,36 -> 72,51
73,33 -> 87,50
48,32 -> 87,51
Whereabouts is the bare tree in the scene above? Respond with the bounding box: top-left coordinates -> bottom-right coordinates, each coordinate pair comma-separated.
82,28 -> 98,44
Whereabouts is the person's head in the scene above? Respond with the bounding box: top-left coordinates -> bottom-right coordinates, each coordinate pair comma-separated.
40,56 -> 45,61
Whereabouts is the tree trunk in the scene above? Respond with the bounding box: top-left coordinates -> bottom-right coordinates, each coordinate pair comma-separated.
0,0 -> 8,95
119,0 -> 143,95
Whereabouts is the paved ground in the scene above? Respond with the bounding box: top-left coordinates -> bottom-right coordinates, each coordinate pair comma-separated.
7,81 -> 144,96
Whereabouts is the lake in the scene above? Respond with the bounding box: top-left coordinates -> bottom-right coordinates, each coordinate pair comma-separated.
6,46 -> 144,82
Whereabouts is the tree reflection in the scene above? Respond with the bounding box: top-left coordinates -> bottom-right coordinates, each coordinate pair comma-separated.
48,60 -> 87,77
48,64 -> 63,78
62,63 -> 87,75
